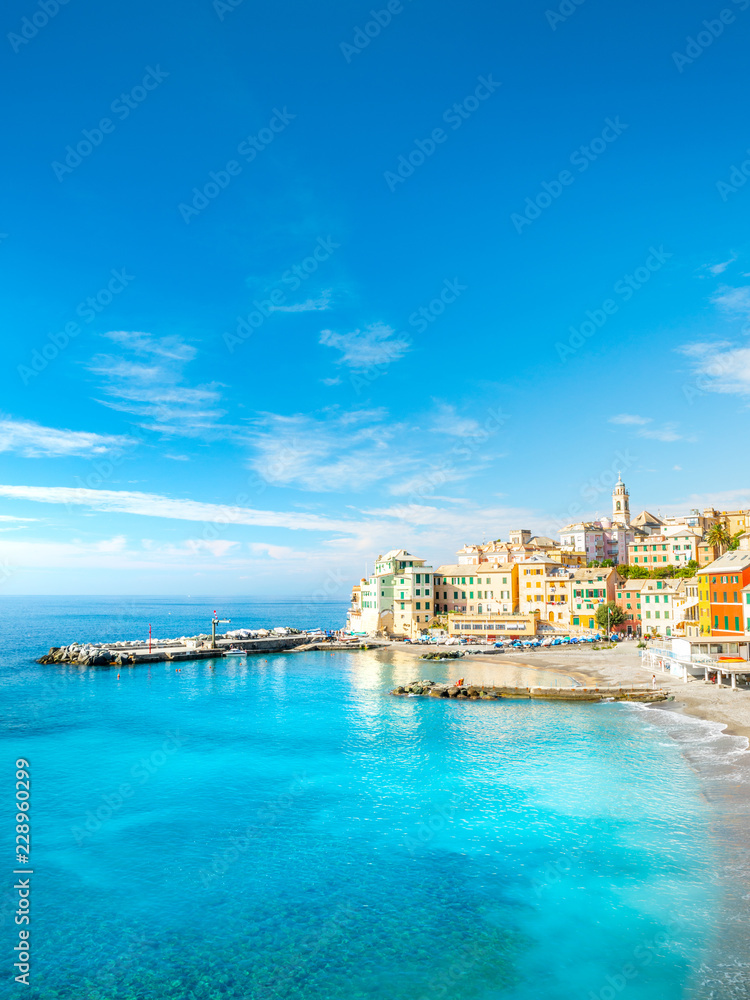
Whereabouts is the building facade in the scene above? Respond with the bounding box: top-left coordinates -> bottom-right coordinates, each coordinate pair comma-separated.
433,563 -> 517,615
614,578 -> 646,635
559,475 -> 637,564
639,578 -> 687,638
697,551 -> 750,638
346,549 -> 435,637
516,555 -> 572,626
568,567 -> 619,630
628,525 -> 702,569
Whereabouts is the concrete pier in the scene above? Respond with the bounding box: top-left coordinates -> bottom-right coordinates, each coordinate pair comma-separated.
392,680 -> 671,703
36,635 -> 388,666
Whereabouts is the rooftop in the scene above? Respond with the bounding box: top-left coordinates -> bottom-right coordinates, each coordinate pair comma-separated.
697,550 -> 750,574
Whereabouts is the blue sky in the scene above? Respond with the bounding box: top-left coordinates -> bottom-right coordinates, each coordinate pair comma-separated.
1,0 -> 750,595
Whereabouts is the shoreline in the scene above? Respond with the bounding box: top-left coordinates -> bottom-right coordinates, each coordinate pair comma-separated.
383,640 -> 750,746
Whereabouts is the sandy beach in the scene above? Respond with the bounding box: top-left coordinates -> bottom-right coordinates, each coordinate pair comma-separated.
387,640 -> 750,745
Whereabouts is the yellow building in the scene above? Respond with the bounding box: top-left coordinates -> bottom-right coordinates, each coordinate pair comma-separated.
433,563 -> 518,615
697,573 -> 712,634
517,555 -> 572,626
447,612 -> 538,640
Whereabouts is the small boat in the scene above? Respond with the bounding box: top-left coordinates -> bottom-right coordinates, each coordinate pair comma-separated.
224,648 -> 246,656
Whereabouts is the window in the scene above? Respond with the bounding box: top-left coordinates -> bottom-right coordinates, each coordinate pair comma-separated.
453,592 -> 458,600
425,602 -> 430,610
416,602 -> 421,610
724,616 -> 729,630
424,574 -> 430,583
646,612 -> 651,619
416,574 -> 421,584
461,592 -> 466,599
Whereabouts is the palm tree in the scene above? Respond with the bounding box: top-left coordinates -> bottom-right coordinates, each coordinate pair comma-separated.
706,523 -> 731,552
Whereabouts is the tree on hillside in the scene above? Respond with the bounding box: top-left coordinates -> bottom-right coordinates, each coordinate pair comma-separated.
652,566 -> 673,579
600,559 -> 614,567
675,560 -> 699,578
618,564 -> 633,580
587,560 -> 601,568
728,531 -> 745,551
595,602 -> 627,634
628,566 -> 650,578
706,523 -> 731,550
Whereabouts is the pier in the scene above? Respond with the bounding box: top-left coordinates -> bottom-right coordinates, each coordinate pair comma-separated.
392,680 -> 671,703
36,634 -> 388,666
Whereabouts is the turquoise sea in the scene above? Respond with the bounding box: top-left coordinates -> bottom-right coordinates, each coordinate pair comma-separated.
1,597 -> 749,999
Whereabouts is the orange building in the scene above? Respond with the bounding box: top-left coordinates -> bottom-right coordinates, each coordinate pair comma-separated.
697,551 -> 750,637
614,578 -> 646,636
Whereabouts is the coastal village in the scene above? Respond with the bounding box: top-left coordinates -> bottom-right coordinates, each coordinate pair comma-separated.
346,476 -> 750,682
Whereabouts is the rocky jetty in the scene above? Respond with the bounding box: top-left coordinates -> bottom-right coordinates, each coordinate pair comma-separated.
391,679 -> 671,703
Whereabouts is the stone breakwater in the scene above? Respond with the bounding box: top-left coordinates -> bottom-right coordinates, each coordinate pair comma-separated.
36,636 -> 388,666
391,680 -> 671,703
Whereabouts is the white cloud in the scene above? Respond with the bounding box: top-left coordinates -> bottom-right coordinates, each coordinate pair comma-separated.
272,291 -> 332,313
186,539 -> 238,558
248,409 -> 411,492
0,515 -> 37,522
0,484 -> 362,533
88,332 -> 226,438
430,404 -> 487,439
707,256 -> 736,276
103,331 -> 197,362
711,284 -> 750,317
0,417 -> 136,458
319,322 -> 410,370
165,454 -> 190,461
249,542 -> 306,560
321,377 -> 341,386
680,342 -> 750,395
608,414 -> 652,426
637,423 -> 689,443
96,535 -> 127,552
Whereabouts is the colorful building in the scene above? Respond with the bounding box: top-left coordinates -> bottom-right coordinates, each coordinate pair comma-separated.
517,555 -> 572,626
433,563 -> 517,615
639,578 -> 687,638
628,525 -> 702,569
346,549 -> 435,637
568,567 -> 619,630
447,612 -> 538,641
614,578 -> 646,635
697,551 -> 750,637
559,475 -> 637,564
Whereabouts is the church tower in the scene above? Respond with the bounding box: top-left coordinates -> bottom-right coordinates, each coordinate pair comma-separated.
612,473 -> 630,525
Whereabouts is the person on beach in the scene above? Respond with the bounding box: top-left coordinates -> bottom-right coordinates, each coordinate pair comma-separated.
652,674 -> 656,689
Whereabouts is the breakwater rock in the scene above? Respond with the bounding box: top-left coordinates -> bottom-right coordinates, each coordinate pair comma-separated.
391,680 -> 671,703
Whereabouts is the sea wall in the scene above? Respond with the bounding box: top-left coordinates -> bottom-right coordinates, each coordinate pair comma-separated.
392,680 -> 670,703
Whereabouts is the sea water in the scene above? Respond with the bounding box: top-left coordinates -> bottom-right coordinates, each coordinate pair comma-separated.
0,597 -> 747,999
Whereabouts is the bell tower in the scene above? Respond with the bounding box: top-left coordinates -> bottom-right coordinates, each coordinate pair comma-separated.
612,473 -> 630,525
